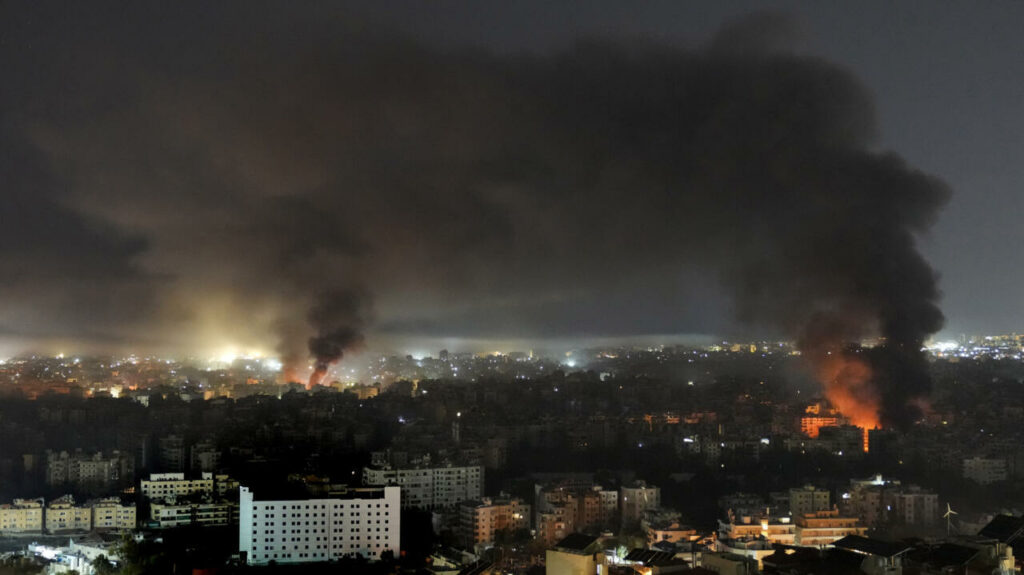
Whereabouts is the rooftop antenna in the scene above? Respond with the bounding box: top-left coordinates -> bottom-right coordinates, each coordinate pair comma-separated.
943,502 -> 958,536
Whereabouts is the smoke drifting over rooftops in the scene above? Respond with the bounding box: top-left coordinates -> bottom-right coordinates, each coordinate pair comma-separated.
1,8 -> 948,426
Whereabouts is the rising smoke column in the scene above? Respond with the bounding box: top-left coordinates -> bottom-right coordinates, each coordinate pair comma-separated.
9,9 -> 950,426
305,289 -> 369,389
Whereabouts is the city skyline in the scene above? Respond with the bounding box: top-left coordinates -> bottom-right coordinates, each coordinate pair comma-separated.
3,4 -> 1024,573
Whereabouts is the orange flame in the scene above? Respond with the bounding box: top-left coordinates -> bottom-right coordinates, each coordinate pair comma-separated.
815,352 -> 880,451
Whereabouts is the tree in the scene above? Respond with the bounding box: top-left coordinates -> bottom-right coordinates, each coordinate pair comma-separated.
92,555 -> 116,575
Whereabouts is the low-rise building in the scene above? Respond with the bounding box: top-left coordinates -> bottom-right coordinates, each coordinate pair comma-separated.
140,472 -> 215,500
702,551 -> 759,575
714,538 -> 776,570
89,497 -> 136,530
718,514 -> 796,547
793,509 -> 867,547
0,498 -> 44,533
149,497 -> 237,529
457,496 -> 530,549
546,533 -> 605,575
642,511 -> 697,548
45,495 -> 91,533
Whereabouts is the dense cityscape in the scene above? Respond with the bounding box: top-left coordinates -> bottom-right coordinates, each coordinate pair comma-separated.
4,1 -> 1024,574
0,336 -> 1023,573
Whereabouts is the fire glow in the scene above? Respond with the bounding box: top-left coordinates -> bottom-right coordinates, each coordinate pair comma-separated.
817,352 -> 880,452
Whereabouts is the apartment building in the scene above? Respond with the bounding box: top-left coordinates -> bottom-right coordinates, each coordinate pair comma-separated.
239,485 -> 400,565
362,465 -> 482,509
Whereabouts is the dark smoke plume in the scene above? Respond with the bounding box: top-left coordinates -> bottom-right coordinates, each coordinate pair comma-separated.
2,8 -> 949,426
306,290 -> 369,389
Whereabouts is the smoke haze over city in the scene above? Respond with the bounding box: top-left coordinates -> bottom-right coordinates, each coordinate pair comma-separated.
3,6 -> 954,356
5,4 -> 1024,574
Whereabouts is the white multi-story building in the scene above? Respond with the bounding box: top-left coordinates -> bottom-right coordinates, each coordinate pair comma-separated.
140,472 -> 215,500
362,465 -> 482,509
239,485 -> 400,565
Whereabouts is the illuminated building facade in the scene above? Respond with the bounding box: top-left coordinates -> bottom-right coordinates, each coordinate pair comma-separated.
793,509 -> 866,546
140,472 -> 215,500
90,497 -> 137,530
45,495 -> 91,532
0,499 -> 44,533
239,485 -> 400,565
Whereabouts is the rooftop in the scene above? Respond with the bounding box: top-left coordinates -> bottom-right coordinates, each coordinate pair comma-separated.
552,533 -> 600,554
623,549 -> 679,567
832,535 -> 912,558
978,514 -> 1024,543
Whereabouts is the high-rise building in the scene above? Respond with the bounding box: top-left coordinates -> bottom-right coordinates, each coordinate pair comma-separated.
546,534 -> 605,575
362,465 -> 482,509
239,485 -> 400,565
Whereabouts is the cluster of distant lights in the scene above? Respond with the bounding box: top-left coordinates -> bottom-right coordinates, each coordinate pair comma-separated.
0,351 -> 284,372
2,335 -> 1021,373
926,337 -> 1024,360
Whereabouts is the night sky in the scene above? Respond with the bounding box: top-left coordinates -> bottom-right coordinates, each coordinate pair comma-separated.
1,2 -> 1021,358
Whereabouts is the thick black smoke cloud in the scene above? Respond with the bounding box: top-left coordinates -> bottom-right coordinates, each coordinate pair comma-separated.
306,289 -> 369,388
1,7 -> 948,424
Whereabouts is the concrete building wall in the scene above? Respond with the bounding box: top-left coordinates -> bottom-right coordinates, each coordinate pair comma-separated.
240,485 -> 400,565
